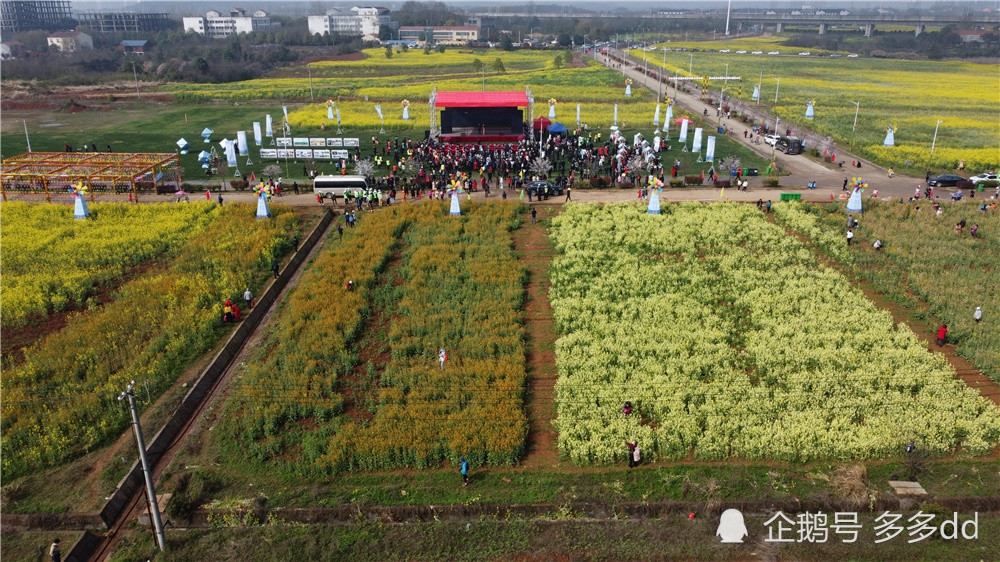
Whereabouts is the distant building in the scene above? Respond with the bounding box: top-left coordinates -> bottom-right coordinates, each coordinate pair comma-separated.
1,0 -> 73,33
956,30 -> 989,43
307,6 -> 395,41
183,9 -> 277,39
75,12 -> 173,33
399,26 -> 478,46
47,30 -> 92,52
117,39 -> 148,54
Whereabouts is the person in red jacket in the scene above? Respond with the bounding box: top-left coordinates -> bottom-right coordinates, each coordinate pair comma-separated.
936,324 -> 948,347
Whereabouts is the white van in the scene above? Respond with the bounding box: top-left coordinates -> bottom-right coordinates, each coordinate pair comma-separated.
313,175 -> 368,198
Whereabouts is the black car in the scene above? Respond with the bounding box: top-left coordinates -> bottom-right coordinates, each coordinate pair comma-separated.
527,180 -> 563,200
927,174 -> 964,187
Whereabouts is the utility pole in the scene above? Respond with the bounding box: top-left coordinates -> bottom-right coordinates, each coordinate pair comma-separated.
307,64 -> 314,101
131,61 -> 141,100
120,381 -> 166,551
756,69 -> 762,105
23,119 -> 32,152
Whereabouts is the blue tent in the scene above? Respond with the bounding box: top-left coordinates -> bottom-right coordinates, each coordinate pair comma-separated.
547,122 -> 568,133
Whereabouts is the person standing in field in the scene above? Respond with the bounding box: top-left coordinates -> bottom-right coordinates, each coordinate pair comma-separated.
936,324 -> 948,347
974,307 -> 982,324
460,457 -> 470,486
624,440 -> 639,468
50,538 -> 61,562
243,288 -> 254,309
531,207 -> 537,224
439,348 -> 447,370
847,229 -> 854,246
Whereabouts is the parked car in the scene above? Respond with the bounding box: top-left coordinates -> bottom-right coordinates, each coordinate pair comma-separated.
768,50 -> 780,55
751,50 -> 763,55
798,52 -> 811,56
927,174 -> 965,187
527,180 -> 563,199
968,172 -> 998,183
720,49 -> 731,53
736,50 -> 747,54
847,54 -> 859,58
763,134 -> 779,147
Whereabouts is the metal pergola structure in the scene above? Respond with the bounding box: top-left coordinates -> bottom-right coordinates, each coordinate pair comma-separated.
0,152 -> 180,202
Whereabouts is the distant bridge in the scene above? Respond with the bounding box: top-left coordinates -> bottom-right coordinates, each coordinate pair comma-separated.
473,11 -> 998,36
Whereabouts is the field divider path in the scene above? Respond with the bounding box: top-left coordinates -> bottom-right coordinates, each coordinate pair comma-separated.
82,210 -> 337,562
769,212 -> 1000,409
513,206 -> 561,469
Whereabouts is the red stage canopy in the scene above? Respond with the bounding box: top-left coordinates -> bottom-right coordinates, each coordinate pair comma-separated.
435,91 -> 530,108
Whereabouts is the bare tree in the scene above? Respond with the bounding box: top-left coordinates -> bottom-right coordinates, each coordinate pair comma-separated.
354,159 -> 375,178
263,164 -> 282,179
528,156 -> 552,178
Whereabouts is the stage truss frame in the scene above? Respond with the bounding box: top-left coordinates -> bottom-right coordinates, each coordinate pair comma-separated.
0,152 -> 180,202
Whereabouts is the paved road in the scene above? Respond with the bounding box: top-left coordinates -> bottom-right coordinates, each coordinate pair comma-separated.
596,48 -> 958,201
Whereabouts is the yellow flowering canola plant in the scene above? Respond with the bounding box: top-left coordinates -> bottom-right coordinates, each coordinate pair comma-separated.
549,203 -> 1000,464
218,201 -> 527,472
1,202 -> 297,479
0,202 -> 218,329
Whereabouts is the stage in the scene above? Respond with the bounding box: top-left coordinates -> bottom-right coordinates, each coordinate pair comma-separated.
432,90 -> 531,144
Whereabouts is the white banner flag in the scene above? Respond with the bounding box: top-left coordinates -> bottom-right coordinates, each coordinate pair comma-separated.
225,140 -> 237,166
679,119 -> 689,143
653,105 -> 661,125
374,105 -> 383,122
252,122 -> 262,145
705,136 -> 716,162
265,115 -> 273,137
614,104 -> 618,125
236,131 -> 248,155
576,104 -> 581,126
692,127 -> 703,152
282,106 -> 289,122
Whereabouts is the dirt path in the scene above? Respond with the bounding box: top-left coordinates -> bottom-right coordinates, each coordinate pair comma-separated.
769,213 -> 1000,408
88,215 -> 335,562
512,205 -> 561,469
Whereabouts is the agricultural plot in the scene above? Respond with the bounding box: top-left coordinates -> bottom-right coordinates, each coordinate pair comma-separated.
0,202 -> 298,479
218,201 -> 527,472
776,200 -> 1000,384
548,203 -> 1000,464
0,202 -> 217,329
639,44 -> 999,171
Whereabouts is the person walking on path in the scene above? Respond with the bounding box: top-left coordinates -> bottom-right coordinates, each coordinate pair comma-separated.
565,186 -> 572,201
218,193 -> 223,206
936,324 -> 948,347
974,307 -> 982,323
292,234 -> 299,252
338,224 -> 344,239
531,207 -> 537,224
460,457 -> 470,486
50,538 -> 61,562
243,288 -> 254,309
847,229 -> 854,246
317,193 -> 324,206
439,348 -> 447,370
271,258 -> 280,279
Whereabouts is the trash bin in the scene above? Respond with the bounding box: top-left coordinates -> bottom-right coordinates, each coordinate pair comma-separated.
718,126 -> 724,134
746,168 -> 759,176
780,193 -> 801,202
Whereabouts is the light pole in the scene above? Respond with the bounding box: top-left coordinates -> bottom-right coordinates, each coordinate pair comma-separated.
688,53 -> 693,76
659,46 -> 666,102
772,77 -> 780,104
724,62 -> 729,88
931,119 -> 943,155
850,101 -> 860,149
